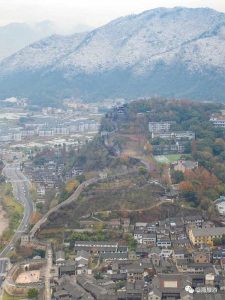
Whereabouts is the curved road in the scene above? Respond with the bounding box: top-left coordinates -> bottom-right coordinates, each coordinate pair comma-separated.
0,163 -> 34,258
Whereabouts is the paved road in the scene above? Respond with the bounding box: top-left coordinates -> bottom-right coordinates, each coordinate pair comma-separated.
0,258 -> 10,287
0,258 -> 10,296
0,163 -> 34,258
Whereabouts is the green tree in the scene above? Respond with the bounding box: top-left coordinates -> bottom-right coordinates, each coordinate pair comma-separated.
213,234 -> 225,246
28,288 -> 38,299
171,170 -> 184,184
76,174 -> 86,183
116,280 -> 126,289
213,237 -> 221,246
221,234 -> 225,245
36,202 -> 43,211
127,235 -> 137,251
139,166 -> 148,176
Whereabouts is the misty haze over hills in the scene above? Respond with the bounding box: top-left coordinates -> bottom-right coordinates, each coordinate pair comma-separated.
0,21 -> 92,60
0,21 -> 56,60
0,7 -> 225,105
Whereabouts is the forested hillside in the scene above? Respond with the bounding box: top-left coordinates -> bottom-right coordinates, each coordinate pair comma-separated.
38,99 -> 225,234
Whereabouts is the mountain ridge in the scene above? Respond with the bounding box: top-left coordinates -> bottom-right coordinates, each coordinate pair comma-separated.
0,21 -> 57,60
0,7 -> 225,104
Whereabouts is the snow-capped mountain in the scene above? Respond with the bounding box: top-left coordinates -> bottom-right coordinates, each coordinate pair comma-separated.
1,7 -> 225,104
0,21 -> 92,61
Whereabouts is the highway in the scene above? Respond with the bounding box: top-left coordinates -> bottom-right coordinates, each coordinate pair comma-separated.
0,257 -> 10,295
0,162 -> 34,258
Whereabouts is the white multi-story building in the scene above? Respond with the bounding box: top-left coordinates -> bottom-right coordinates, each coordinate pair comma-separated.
152,131 -> 195,140
149,122 -> 173,133
210,117 -> 225,128
13,133 -> 22,141
37,184 -> 46,196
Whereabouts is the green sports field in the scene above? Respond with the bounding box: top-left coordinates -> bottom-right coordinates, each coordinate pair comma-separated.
154,154 -> 184,164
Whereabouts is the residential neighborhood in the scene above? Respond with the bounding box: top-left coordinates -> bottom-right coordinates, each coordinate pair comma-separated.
1,100 -> 225,299
9,214 -> 225,300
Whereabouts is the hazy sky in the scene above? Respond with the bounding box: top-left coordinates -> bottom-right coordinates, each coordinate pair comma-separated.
0,0 -> 225,29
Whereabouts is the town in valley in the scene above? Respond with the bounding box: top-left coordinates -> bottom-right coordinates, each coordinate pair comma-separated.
1,99 -> 225,299
1,2 -> 225,299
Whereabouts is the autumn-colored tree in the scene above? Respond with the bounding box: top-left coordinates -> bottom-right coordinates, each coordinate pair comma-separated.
179,181 -> 194,192
120,210 -> 129,218
65,179 -> 79,193
185,167 -> 219,193
121,154 -> 129,161
179,166 -> 221,207
179,180 -> 198,204
144,142 -> 152,154
30,211 -> 42,225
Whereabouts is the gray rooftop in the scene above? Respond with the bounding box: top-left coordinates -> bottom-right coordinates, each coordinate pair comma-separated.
191,227 -> 225,237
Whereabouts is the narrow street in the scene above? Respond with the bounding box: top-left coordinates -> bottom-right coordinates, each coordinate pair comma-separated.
45,245 -> 53,300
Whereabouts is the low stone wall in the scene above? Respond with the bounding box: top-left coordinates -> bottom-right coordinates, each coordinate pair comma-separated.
4,279 -> 44,296
4,259 -> 46,297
